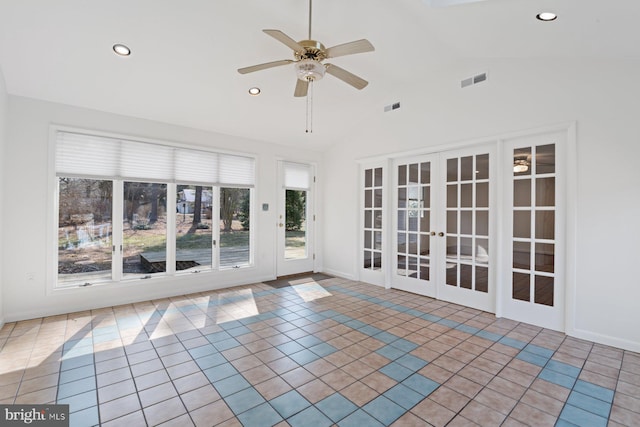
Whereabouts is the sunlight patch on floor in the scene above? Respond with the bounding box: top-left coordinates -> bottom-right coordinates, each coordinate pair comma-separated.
292,281 -> 332,302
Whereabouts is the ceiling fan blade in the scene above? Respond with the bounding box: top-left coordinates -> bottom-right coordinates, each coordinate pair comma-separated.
263,29 -> 305,53
237,59 -> 293,74
325,64 -> 369,90
325,39 -> 375,58
294,79 -> 309,97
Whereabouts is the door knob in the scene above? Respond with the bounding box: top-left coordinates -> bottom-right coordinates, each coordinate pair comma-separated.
438,232 -> 444,237
430,231 -> 436,236
279,223 -> 284,227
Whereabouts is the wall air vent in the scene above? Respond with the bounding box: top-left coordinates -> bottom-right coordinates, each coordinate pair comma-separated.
461,72 -> 487,88
384,102 -> 401,112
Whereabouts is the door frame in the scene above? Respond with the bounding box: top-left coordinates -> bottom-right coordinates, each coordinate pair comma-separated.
276,160 -> 316,277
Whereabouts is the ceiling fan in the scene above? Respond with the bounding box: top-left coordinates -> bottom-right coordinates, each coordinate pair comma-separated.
237,0 -> 374,131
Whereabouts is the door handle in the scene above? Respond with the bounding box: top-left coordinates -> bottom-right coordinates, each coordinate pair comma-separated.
438,232 -> 444,237
430,231 -> 436,236
279,223 -> 284,227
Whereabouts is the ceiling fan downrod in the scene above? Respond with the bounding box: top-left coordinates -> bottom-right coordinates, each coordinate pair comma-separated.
308,0 -> 313,40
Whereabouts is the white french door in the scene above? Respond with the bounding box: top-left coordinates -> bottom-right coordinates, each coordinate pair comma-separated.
392,145 -> 496,312
277,161 -> 315,277
501,132 -> 565,331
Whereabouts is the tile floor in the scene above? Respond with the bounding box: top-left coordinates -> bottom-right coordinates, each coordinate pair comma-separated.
0,275 -> 639,426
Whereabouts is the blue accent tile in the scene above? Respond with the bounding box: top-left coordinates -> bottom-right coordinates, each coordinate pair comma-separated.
376,345 -> 405,361
287,406 -> 333,427
338,409 -> 385,427
281,313 -> 302,322
237,402 -> 283,427
297,335 -> 323,348
573,380 -> 614,403
195,352 -> 226,370
546,360 -> 581,379
391,304 -> 411,313
455,324 -> 481,335
57,390 -> 97,413
405,309 -> 424,317
309,343 -> 337,357
498,337 -> 527,349
289,349 -> 321,365
59,364 -> 95,384
396,354 -> 428,371
567,391 -> 612,418
226,325 -> 252,337
63,338 -> 93,351
421,313 -> 442,323
270,390 -> 312,418
68,405 -> 99,427
219,320 -> 244,330
555,419 -> 580,427
559,404 -> 608,427
358,325 -> 382,336
516,350 -> 549,367
333,315 -> 351,323
539,368 -> 577,389
362,395 -> 405,425
345,320 -> 367,330
240,315 -> 262,325
203,363 -> 238,382
277,341 -> 306,355
62,346 -> 94,360
57,377 -> 96,399
214,373 -> 251,397
373,332 -> 398,344
188,344 -> 217,359
205,331 -> 231,343
523,344 -> 555,358
383,383 -> 424,410
316,393 -> 358,422
402,373 -> 440,397
437,319 -> 460,328
475,330 -> 503,342
306,314 -> 325,322
61,354 -> 94,371
224,387 -> 266,415
380,362 -> 414,382
213,337 -> 241,351
389,339 -> 418,352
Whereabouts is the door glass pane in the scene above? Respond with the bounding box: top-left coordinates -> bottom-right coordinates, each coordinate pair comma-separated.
476,266 -> 488,292
58,178 -> 113,285
374,168 -> 383,186
512,272 -> 530,301
365,230 -> 372,248
397,255 -> 407,275
408,233 -> 418,255
460,237 -> 473,260
460,211 -> 472,235
535,243 -> 554,273
447,185 -> 457,208
535,276 -> 554,306
460,184 -> 473,207
365,189 -> 372,208
420,162 -> 431,184
514,179 -> 531,207
123,182 -> 167,275
374,210 -> 383,228
397,233 -> 406,253
476,238 -> 489,264
409,164 -> 419,184
513,211 -> 531,238
373,252 -> 382,269
447,211 -> 457,234
513,241 -> 531,270
364,210 -> 372,228
420,258 -> 429,280
447,158 -> 458,182
446,236 -> 458,257
220,188 -> 251,267
374,231 -> 382,250
419,211 -> 430,233
398,210 -> 407,231
374,189 -> 383,208
461,156 -> 473,181
476,154 -> 489,180
446,264 -> 458,286
176,185 -> 213,271
364,251 -> 372,269
408,256 -> 418,278
460,264 -> 472,289
365,169 -> 372,187
420,234 -> 430,256
514,147 -> 532,176
476,182 -> 489,208
398,165 -> 407,186
535,211 -> 555,240
536,177 -> 555,206
536,144 -> 555,174
476,211 -> 488,236
398,188 -> 406,208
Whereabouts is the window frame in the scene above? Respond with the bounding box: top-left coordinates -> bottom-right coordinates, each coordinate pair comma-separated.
48,126 -> 256,291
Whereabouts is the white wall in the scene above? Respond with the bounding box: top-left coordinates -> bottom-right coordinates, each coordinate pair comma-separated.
0,67 -> 8,327
322,58 -> 640,351
2,95 -> 322,321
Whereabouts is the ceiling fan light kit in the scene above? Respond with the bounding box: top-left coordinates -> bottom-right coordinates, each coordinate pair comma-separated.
237,0 -> 374,133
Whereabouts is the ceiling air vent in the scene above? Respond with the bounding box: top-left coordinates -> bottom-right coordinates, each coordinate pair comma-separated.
384,102 -> 401,112
461,72 -> 487,88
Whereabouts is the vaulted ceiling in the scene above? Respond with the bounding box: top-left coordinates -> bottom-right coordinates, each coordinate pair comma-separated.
1,0 -> 638,149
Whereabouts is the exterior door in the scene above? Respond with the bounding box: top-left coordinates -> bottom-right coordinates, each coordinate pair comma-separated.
391,146 -> 495,312
502,132 -> 565,330
277,161 -> 315,277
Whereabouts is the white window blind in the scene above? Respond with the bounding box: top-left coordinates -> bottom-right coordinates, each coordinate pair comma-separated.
55,131 -> 254,186
284,162 -> 312,190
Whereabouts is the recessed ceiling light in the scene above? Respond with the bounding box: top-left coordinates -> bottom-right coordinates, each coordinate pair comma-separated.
536,12 -> 557,21
112,44 -> 131,56
248,87 -> 261,96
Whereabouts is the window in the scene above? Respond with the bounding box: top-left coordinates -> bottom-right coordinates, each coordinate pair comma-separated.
54,130 -> 255,287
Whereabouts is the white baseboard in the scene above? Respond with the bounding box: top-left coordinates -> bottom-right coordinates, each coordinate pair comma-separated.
321,268 -> 357,281
567,327 -> 640,353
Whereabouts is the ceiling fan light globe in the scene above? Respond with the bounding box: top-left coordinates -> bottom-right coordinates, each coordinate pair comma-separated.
295,59 -> 325,81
